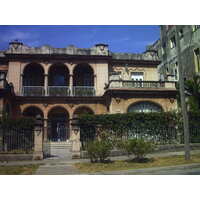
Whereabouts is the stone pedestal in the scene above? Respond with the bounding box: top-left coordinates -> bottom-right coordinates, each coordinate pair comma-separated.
33,127 -> 43,160
71,127 -> 81,159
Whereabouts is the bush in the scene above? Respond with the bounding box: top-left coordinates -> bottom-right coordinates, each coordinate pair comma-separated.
132,139 -> 154,161
117,138 -> 154,162
87,140 -> 113,163
0,116 -> 35,130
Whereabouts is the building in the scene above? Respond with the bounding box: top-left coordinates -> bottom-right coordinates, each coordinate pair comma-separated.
148,25 -> 200,82
0,40 -> 177,158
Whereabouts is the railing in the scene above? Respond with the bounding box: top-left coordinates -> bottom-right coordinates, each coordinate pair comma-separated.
108,80 -> 175,89
0,127 -> 34,153
47,86 -> 70,96
21,86 -> 96,96
22,86 -> 45,96
73,86 -> 95,96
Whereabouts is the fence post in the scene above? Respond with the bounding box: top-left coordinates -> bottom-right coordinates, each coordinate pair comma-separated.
33,115 -> 43,160
71,126 -> 81,159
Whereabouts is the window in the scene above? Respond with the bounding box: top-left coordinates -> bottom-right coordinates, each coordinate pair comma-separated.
170,36 -> 176,49
192,25 -> 200,32
131,72 -> 144,81
128,102 -> 162,113
174,62 -> 179,81
179,29 -> 184,39
194,48 -> 200,72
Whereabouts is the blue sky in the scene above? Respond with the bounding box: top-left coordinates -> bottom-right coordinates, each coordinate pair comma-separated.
0,25 -> 160,53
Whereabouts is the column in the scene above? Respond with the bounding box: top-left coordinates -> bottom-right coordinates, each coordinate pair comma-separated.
94,74 -> 97,96
43,118 -> 48,142
33,125 -> 43,160
20,74 -> 23,96
44,74 -> 48,96
69,74 -> 73,96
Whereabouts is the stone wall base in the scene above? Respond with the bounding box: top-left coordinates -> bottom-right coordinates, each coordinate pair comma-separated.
33,151 -> 43,160
0,154 -> 33,162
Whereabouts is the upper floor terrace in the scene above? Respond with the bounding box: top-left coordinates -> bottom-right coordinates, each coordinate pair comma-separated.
0,41 -> 171,97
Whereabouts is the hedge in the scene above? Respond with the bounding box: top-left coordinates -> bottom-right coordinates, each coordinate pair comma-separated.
0,116 -> 35,130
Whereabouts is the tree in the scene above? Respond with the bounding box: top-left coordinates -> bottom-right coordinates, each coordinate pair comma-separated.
184,75 -> 200,111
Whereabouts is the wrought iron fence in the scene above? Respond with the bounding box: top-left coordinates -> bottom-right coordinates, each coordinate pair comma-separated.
22,86 -> 45,96
79,125 -> 200,150
73,86 -> 95,96
0,127 -> 34,153
47,86 -> 70,96
47,121 -> 69,142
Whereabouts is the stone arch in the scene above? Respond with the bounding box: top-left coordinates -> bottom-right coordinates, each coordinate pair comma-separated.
73,63 -> 94,86
23,63 -> 44,86
47,106 -> 70,141
127,101 -> 163,113
48,63 -> 69,86
73,106 -> 94,118
23,106 -> 44,118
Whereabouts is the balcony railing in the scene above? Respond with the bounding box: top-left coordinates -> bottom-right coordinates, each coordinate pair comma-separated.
108,80 -> 176,89
22,86 -> 45,96
73,86 -> 95,96
22,86 -> 96,96
47,86 -> 70,96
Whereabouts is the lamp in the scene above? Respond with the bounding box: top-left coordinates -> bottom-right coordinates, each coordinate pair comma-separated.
35,114 -> 43,135
71,115 -> 80,135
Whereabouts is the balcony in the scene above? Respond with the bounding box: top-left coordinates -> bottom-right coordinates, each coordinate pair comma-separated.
108,80 -> 176,89
22,86 -> 45,96
47,86 -> 70,96
21,86 -> 96,96
72,86 -> 95,96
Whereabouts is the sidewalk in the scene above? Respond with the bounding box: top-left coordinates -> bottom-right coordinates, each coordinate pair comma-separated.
1,149 -> 200,167
91,163 -> 200,175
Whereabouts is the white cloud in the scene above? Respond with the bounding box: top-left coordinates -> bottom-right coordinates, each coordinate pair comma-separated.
0,30 -> 38,43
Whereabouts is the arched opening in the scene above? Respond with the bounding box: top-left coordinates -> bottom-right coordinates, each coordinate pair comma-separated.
73,64 -> 95,96
48,63 -> 70,96
48,107 -> 69,142
128,101 -> 163,113
23,63 -> 44,96
73,106 -> 94,118
23,106 -> 44,119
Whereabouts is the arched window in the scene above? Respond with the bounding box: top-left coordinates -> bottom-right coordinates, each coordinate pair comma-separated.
73,64 -> 94,86
48,63 -> 69,86
128,101 -> 163,113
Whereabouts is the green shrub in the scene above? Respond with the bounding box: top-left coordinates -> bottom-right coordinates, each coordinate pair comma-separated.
87,140 -> 112,163
117,138 -> 154,161
0,116 -> 35,130
132,139 -> 154,160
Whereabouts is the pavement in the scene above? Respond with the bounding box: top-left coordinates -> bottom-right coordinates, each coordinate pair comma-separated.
1,150 -> 200,175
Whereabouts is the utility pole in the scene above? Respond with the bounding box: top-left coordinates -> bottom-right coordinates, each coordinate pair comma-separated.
175,25 -> 190,160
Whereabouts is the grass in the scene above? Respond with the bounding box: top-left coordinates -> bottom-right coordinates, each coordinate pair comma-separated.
0,164 -> 39,175
74,154 -> 200,173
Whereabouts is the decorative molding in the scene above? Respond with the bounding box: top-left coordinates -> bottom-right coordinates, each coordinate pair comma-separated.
115,97 -> 121,104
169,98 -> 175,103
43,103 -> 48,108
69,103 -> 75,109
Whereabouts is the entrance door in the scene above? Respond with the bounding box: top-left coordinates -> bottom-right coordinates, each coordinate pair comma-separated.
48,119 -> 69,142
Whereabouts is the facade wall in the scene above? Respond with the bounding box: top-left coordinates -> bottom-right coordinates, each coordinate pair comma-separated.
154,25 -> 200,81
7,61 -> 109,97
109,97 -> 177,114
109,64 -> 158,81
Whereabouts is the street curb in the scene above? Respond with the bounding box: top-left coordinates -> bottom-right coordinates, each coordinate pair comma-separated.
92,163 -> 200,175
